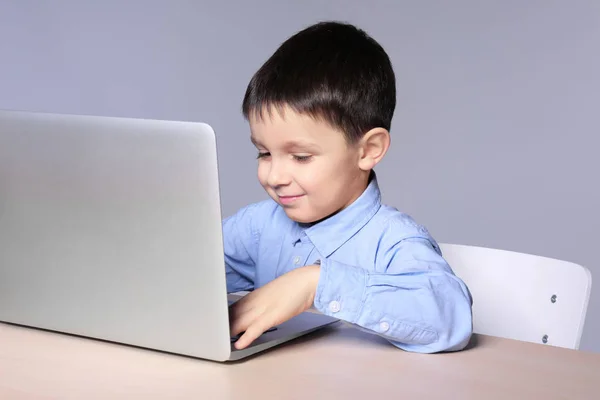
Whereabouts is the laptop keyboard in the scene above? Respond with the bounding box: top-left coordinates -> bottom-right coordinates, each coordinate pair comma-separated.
230,327 -> 278,343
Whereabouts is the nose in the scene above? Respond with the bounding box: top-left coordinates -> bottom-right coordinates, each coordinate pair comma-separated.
266,159 -> 292,188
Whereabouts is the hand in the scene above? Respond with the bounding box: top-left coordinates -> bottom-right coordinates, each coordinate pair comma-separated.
229,265 -> 321,350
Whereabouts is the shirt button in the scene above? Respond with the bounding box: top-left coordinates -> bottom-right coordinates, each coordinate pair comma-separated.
329,300 -> 341,313
293,256 -> 301,265
380,321 -> 390,332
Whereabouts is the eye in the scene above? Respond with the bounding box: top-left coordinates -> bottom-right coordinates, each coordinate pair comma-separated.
257,152 -> 270,159
293,155 -> 312,163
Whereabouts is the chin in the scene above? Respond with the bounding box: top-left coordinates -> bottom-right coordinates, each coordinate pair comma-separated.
283,209 -> 320,224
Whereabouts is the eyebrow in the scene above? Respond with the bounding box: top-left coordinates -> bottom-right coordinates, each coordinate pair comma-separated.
250,136 -> 320,152
283,141 -> 320,151
250,136 -> 262,147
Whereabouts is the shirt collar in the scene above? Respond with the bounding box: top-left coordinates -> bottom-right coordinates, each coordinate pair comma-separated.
291,172 -> 382,257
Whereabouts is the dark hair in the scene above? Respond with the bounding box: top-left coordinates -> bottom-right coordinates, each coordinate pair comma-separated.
242,21 -> 396,143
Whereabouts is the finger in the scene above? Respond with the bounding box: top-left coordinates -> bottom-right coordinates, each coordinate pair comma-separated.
229,306 -> 260,337
228,291 -> 265,331
235,320 -> 271,350
229,298 -> 261,336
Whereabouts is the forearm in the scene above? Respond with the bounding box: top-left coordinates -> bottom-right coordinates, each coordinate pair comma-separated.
313,258 -> 473,353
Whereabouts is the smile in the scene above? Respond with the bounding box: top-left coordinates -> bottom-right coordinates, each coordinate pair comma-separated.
278,195 -> 304,205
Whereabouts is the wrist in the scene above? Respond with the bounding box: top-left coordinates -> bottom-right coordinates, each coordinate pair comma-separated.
303,264 -> 321,306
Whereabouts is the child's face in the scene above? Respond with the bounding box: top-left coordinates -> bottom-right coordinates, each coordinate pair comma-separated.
249,107 -> 369,223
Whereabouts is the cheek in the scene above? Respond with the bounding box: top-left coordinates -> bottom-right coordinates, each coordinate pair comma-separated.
309,158 -> 357,190
295,163 -> 335,192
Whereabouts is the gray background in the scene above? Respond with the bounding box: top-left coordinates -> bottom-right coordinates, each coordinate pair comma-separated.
1,1 -> 598,352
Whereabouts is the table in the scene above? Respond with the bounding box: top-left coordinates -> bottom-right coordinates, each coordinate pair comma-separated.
1,320 -> 599,399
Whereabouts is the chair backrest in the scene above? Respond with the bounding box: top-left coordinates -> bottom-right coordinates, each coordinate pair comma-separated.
439,243 -> 592,349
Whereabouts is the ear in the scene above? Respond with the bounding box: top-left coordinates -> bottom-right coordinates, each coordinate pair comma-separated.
357,127 -> 390,171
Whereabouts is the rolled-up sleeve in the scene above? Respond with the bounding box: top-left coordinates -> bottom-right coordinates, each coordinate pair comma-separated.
313,232 -> 473,353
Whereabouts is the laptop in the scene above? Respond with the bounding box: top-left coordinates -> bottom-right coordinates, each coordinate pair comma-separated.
0,109 -> 338,362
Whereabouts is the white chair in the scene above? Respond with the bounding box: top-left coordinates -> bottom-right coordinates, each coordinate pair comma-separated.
439,243 -> 592,350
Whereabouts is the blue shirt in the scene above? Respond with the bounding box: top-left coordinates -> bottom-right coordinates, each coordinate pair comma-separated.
222,174 -> 473,353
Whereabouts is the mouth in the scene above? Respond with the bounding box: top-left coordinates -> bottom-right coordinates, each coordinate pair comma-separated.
277,194 -> 304,205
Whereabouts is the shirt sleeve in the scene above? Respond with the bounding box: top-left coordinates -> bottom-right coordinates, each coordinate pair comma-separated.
221,202 -> 265,293
312,223 -> 473,353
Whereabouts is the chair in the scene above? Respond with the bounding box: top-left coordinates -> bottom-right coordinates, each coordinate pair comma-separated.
438,243 -> 592,350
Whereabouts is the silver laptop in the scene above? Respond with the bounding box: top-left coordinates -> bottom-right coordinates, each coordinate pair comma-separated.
0,109 -> 338,362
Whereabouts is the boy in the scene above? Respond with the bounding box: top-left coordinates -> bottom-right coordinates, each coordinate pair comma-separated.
223,21 -> 473,353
